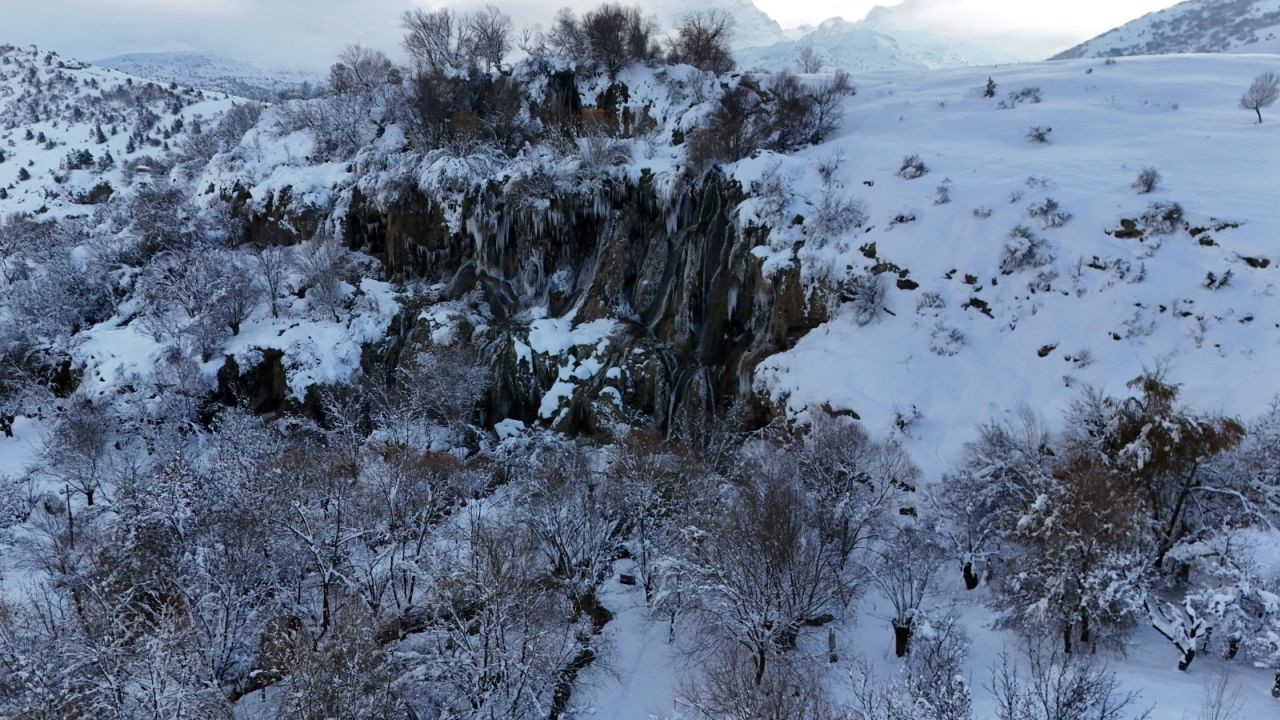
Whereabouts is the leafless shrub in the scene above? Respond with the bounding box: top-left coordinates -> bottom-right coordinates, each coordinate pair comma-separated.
1132,167 -> 1160,194
1027,126 -> 1053,144
796,45 -> 824,74
988,645 -> 1151,720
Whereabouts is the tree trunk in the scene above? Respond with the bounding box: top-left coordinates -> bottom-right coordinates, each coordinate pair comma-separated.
892,620 -> 913,658
963,562 -> 979,590
754,646 -> 767,685
1258,107 -> 1265,124
1063,624 -> 1073,654
1271,670 -> 1279,698
1177,648 -> 1196,672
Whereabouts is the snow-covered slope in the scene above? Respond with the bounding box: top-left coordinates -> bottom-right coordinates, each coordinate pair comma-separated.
578,54 -> 1280,719
737,16 -> 1013,73
744,54 -> 1280,484
95,51 -> 322,100
1053,0 -> 1280,59
0,45 -> 240,217
5,37 -> 1280,717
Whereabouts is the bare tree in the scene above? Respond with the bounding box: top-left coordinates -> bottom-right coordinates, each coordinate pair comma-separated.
1197,671 -> 1245,720
667,10 -> 735,75
45,397 -> 114,506
297,238 -> 350,322
467,5 -> 512,71
402,8 -> 473,74
797,45 -> 824,74
987,645 -> 1151,720
681,647 -> 840,720
869,524 -> 946,657
328,44 -> 398,96
1240,71 -> 1279,124
254,245 -> 291,319
548,4 -> 660,77
672,461 -> 845,685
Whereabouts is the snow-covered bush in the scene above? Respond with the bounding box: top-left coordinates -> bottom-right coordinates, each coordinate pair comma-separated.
898,154 -> 929,180
841,271 -> 887,326
1000,86 -> 1042,109
1027,197 -> 1071,228
929,324 -> 965,356
1140,200 -> 1184,235
999,225 -> 1053,274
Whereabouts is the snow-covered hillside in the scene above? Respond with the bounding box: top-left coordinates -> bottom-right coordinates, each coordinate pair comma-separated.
4,26 -> 1280,719
1054,0 -> 1280,59
0,44 -> 240,217
186,50 -> 1280,716
96,51 -> 323,101
575,53 -> 1280,719
749,54 -> 1280,478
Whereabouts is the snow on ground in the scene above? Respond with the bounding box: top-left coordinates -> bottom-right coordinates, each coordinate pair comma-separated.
1055,0 -> 1280,59
752,53 -> 1280,480
574,562 -> 1280,720
0,45 -> 240,218
574,53 -> 1280,719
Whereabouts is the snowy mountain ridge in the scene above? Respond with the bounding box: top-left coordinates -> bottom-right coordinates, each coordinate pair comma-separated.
95,51 -> 323,101
737,15 -> 1015,73
1053,0 -> 1280,59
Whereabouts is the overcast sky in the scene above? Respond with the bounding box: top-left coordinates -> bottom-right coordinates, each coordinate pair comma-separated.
2,0 -> 1180,71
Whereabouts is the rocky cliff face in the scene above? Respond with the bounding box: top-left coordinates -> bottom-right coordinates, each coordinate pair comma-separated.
333,168 -> 826,438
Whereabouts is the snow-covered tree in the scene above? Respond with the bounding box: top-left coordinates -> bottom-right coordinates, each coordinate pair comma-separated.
1241,71 -> 1279,123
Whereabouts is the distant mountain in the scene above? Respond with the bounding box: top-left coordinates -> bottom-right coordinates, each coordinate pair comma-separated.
95,51 -> 322,100
736,16 -> 1012,73
1053,0 -> 1280,59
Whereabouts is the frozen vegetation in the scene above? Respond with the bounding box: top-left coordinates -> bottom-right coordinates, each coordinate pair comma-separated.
1,5 -> 1280,719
